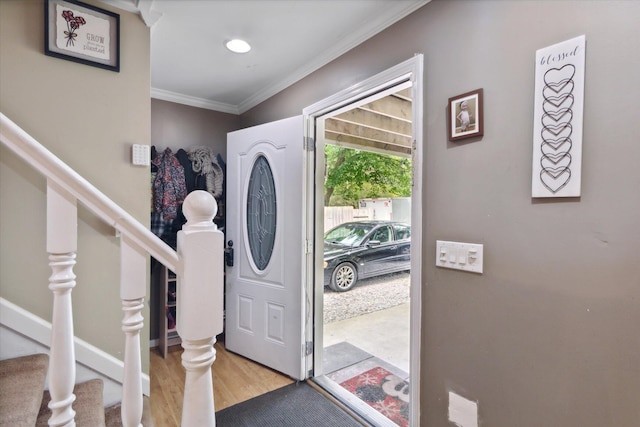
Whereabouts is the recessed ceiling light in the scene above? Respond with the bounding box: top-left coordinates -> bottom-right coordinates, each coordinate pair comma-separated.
225,39 -> 251,54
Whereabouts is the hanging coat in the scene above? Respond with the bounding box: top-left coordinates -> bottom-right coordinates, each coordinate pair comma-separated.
152,148 -> 187,220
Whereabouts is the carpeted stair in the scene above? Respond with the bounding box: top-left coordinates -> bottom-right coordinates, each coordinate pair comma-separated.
0,354 -> 153,427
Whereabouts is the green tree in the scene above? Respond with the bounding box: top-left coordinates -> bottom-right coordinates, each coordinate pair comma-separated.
324,145 -> 411,207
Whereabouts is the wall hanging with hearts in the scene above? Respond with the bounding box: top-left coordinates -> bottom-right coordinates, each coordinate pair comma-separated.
532,35 -> 585,197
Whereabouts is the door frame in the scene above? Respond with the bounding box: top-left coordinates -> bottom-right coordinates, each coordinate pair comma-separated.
302,55 -> 424,426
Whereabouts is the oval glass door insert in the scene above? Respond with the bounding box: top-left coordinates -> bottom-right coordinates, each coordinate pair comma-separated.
246,155 -> 277,271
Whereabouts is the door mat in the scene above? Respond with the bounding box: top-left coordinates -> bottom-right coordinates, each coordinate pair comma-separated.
215,382 -> 362,427
340,366 -> 410,427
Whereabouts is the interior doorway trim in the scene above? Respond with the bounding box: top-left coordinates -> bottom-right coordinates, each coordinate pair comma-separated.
303,54 -> 424,426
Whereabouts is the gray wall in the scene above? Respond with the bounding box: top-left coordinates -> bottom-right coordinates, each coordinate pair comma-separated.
151,98 -> 240,159
0,1 -> 152,371
241,1 -> 640,425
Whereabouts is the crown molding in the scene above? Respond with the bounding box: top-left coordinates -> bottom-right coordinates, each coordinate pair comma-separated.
149,0 -> 430,115
151,88 -> 241,115
101,0 -> 162,28
237,0 -> 429,114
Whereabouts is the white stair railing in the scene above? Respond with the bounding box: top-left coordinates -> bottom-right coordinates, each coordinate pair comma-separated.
0,113 -> 223,426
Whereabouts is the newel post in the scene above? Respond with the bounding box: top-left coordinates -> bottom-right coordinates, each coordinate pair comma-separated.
177,191 -> 224,427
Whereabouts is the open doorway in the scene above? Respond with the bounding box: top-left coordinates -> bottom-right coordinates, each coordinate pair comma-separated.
304,56 -> 423,426
322,146 -> 412,427
320,86 -> 412,427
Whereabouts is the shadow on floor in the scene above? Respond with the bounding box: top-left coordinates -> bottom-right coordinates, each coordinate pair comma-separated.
323,341 -> 409,383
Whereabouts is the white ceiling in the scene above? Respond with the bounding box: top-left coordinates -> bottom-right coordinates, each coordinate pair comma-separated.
108,0 -> 429,114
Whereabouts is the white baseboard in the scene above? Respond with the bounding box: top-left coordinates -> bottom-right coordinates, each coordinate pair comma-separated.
0,297 -> 150,402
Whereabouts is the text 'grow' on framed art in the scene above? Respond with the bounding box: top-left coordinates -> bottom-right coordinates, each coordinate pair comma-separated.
45,0 -> 120,72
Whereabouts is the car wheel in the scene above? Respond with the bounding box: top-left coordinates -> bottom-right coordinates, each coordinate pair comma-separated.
330,262 -> 357,292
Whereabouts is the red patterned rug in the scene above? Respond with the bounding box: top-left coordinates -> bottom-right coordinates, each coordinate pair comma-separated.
340,366 -> 409,427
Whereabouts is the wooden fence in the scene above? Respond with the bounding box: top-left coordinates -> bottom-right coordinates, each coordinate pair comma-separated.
324,206 -> 372,232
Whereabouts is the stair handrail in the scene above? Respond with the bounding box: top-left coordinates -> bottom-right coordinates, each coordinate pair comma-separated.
0,112 -> 179,273
1,112 -> 223,426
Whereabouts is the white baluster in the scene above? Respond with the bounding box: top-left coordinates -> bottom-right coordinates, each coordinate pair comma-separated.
177,191 -> 224,427
121,298 -> 144,427
47,181 -> 77,427
120,234 -> 146,427
48,253 -> 77,427
181,338 -> 217,425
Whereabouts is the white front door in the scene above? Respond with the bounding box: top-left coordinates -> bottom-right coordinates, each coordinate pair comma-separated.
225,116 -> 306,380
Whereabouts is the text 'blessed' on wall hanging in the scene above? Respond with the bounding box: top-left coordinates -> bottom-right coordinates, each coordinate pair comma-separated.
532,35 -> 585,198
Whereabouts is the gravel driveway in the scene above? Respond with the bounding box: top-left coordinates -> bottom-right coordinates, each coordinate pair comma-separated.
323,271 -> 410,323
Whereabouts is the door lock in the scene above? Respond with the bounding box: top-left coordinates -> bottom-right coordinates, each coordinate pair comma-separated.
225,240 -> 234,267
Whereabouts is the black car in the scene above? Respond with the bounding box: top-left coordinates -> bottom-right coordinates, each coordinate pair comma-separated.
323,220 -> 411,292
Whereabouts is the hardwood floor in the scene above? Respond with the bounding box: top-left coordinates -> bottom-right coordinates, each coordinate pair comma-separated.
150,339 -> 294,427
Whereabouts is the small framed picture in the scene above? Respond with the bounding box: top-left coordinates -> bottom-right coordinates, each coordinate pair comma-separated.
448,88 -> 483,141
45,0 -> 120,72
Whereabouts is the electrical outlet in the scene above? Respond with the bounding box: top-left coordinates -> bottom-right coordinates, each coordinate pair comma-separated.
448,391 -> 478,427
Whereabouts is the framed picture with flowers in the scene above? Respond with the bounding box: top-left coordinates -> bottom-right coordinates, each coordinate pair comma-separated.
45,0 -> 120,72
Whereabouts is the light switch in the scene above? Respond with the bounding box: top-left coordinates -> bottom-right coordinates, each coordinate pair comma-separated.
468,248 -> 478,265
458,253 -> 467,265
436,240 -> 483,273
439,247 -> 447,262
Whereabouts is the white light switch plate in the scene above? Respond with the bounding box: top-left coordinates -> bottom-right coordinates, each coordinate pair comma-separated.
436,240 -> 483,273
132,144 -> 150,166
